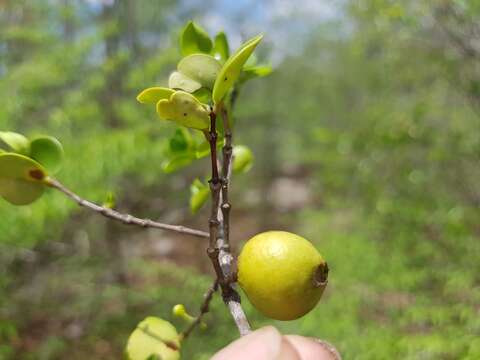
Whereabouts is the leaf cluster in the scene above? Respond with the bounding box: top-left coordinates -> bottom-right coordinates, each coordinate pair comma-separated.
0,131 -> 63,205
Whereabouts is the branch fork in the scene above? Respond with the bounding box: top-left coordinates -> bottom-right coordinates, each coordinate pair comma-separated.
204,104 -> 251,336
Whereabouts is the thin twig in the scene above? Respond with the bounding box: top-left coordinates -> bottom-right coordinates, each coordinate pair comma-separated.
181,281 -> 218,339
220,106 -> 233,249
45,178 -> 209,238
226,299 -> 251,337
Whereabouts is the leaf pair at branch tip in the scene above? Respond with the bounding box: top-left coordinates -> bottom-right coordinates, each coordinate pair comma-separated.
0,132 -> 64,205
137,87 -> 210,130
126,317 -> 181,360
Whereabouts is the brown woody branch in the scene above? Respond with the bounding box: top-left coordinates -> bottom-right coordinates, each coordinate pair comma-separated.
205,110 -> 224,282
206,104 -> 251,337
45,178 -> 209,239
220,106 -> 233,249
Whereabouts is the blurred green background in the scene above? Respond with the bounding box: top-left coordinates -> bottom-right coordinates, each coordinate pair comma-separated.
1,0 -> 480,359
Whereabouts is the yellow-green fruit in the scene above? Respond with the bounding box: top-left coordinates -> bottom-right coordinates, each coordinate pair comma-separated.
238,231 -> 328,321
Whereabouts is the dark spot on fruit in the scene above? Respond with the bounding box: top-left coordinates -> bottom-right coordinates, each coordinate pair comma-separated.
183,113 -> 187,116
224,77 -> 228,81
29,169 -> 45,181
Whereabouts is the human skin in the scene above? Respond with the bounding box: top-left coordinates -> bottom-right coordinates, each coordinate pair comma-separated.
211,326 -> 341,360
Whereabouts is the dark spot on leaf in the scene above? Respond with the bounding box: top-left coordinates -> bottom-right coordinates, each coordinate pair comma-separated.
224,77 -> 228,81
183,113 -> 187,116
164,341 -> 179,351
29,169 -> 45,181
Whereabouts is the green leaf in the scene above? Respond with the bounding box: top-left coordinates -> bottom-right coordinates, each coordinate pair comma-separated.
168,71 -> 202,93
177,54 -> 222,89
195,140 -> 211,159
194,137 -> 223,159
244,53 -> 258,67
232,145 -> 254,173
213,31 -> 230,62
192,87 -> 212,103
190,178 -> 209,213
180,21 -> 212,56
212,34 -> 263,104
157,91 -> 210,130
0,131 -> 30,155
169,128 -> 194,153
0,153 -> 47,205
240,65 -> 273,83
137,87 -> 175,104
125,317 -> 180,360
29,136 -> 64,174
161,154 -> 195,173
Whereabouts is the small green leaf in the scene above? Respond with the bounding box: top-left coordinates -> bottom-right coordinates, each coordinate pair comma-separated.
240,65 -> 273,83
233,145 -> 254,173
103,192 -> 116,209
126,317 -> 180,360
213,31 -> 230,62
190,178 -> 209,213
194,137 -> 223,159
169,128 -> 194,153
29,136 -> 64,174
0,153 -> 47,205
180,21 -> 212,56
212,34 -> 263,104
157,91 -> 210,130
137,87 -> 175,104
161,154 -> 194,173
195,140 -> 211,159
177,54 -> 222,89
0,131 -> 30,155
168,71 -> 202,93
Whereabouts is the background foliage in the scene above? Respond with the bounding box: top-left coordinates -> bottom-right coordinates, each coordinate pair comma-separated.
1,0 -> 479,359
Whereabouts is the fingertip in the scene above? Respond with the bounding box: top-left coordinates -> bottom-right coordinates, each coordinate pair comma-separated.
284,335 -> 341,360
211,326 -> 282,360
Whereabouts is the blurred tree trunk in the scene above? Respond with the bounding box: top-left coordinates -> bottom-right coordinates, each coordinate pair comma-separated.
101,0 -> 122,128
122,0 -> 141,57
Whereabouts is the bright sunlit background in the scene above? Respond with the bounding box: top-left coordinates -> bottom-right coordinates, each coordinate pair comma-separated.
1,0 -> 480,359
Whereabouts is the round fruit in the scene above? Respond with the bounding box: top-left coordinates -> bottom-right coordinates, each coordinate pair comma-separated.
237,231 -> 328,321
